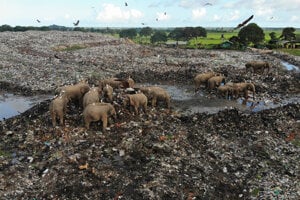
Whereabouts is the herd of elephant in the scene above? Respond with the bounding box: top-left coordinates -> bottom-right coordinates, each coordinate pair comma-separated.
49,76 -> 171,131
49,60 -> 269,131
194,60 -> 270,100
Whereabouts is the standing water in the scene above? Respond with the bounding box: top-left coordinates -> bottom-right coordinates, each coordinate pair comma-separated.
0,93 -> 51,120
281,61 -> 300,72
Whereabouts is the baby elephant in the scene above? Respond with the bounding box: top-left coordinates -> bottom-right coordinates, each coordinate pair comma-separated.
140,86 -> 170,109
123,93 -> 148,114
83,102 -> 116,131
49,92 -> 70,127
82,86 -> 102,109
245,61 -> 270,74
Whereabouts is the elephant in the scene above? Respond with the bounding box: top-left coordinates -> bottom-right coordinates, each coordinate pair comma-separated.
82,86 -> 102,109
194,71 -> 216,92
49,91 -> 70,127
99,77 -> 130,89
56,80 -> 90,107
207,75 -> 226,90
83,102 -> 117,131
231,82 -> 256,100
217,85 -> 234,99
140,86 -> 171,109
245,61 -> 270,74
102,84 -> 114,102
123,93 -> 148,114
127,76 -> 135,88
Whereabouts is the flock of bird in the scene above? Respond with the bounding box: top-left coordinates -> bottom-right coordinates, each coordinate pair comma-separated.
35,2 -> 254,30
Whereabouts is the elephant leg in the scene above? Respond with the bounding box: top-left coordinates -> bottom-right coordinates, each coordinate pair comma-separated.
51,112 -> 56,127
102,116 -> 108,132
58,112 -> 64,126
143,103 -> 147,113
134,106 -> 139,115
151,98 -> 157,107
84,117 -> 90,130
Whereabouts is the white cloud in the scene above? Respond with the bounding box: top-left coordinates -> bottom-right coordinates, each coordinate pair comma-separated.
192,8 -> 206,20
290,15 -> 299,22
213,14 -> 221,21
96,3 -> 143,23
228,10 -> 240,21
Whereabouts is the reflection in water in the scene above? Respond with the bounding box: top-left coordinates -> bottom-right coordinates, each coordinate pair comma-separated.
0,93 -> 51,120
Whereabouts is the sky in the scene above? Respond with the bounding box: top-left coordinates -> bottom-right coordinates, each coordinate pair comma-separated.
0,0 -> 299,28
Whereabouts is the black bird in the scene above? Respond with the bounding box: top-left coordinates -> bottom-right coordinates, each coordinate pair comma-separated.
204,3 -> 212,6
36,19 -> 41,23
164,12 -> 166,15
125,2 -> 128,6
73,20 -> 80,26
156,18 -> 158,21
141,23 -> 145,25
233,15 -> 254,30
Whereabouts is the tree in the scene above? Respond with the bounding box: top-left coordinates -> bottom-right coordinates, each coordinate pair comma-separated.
194,26 -> 207,38
0,24 -> 13,32
168,28 -> 184,41
238,23 -> 264,45
150,31 -> 167,44
119,28 -> 137,39
280,27 -> 296,41
140,27 -> 153,37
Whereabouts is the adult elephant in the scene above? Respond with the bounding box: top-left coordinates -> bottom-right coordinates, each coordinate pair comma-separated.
245,61 -> 270,74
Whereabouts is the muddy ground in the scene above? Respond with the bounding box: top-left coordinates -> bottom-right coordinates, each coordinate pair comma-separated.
0,31 -> 299,199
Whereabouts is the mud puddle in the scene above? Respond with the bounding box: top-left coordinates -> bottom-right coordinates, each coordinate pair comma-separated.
0,93 -> 51,120
147,84 -> 300,115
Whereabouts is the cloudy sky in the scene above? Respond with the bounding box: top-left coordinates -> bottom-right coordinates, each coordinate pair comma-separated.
0,0 -> 299,28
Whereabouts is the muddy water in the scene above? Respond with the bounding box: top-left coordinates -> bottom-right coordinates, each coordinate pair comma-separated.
0,93 -> 51,120
1,83 -> 299,120
153,84 -> 300,115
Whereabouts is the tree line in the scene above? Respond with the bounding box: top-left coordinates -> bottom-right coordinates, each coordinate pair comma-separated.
0,23 -> 297,48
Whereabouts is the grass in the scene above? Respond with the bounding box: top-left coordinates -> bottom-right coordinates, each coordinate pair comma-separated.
277,48 -> 300,56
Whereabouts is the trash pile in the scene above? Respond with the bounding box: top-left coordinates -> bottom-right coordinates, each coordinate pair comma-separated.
0,31 -> 299,199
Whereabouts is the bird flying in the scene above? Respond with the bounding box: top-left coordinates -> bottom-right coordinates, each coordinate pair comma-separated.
204,3 -> 212,6
36,19 -> 41,23
233,15 -> 254,30
73,20 -> 80,26
125,2 -> 128,6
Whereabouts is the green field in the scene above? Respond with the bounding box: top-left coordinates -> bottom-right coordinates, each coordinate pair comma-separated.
129,29 -> 300,55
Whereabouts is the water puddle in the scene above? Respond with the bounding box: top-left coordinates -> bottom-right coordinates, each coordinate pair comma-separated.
0,93 -> 51,120
144,84 -> 300,115
281,61 -> 299,72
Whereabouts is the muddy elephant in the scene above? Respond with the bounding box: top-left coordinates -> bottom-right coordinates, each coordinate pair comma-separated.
83,102 -> 116,131
123,93 -> 148,114
99,77 -> 129,89
231,82 -> 256,99
217,85 -> 234,99
194,71 -> 216,92
49,91 -> 70,127
56,80 -> 90,107
82,86 -> 102,109
245,61 -> 270,74
207,75 -> 226,90
102,84 -> 114,102
140,86 -> 170,109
